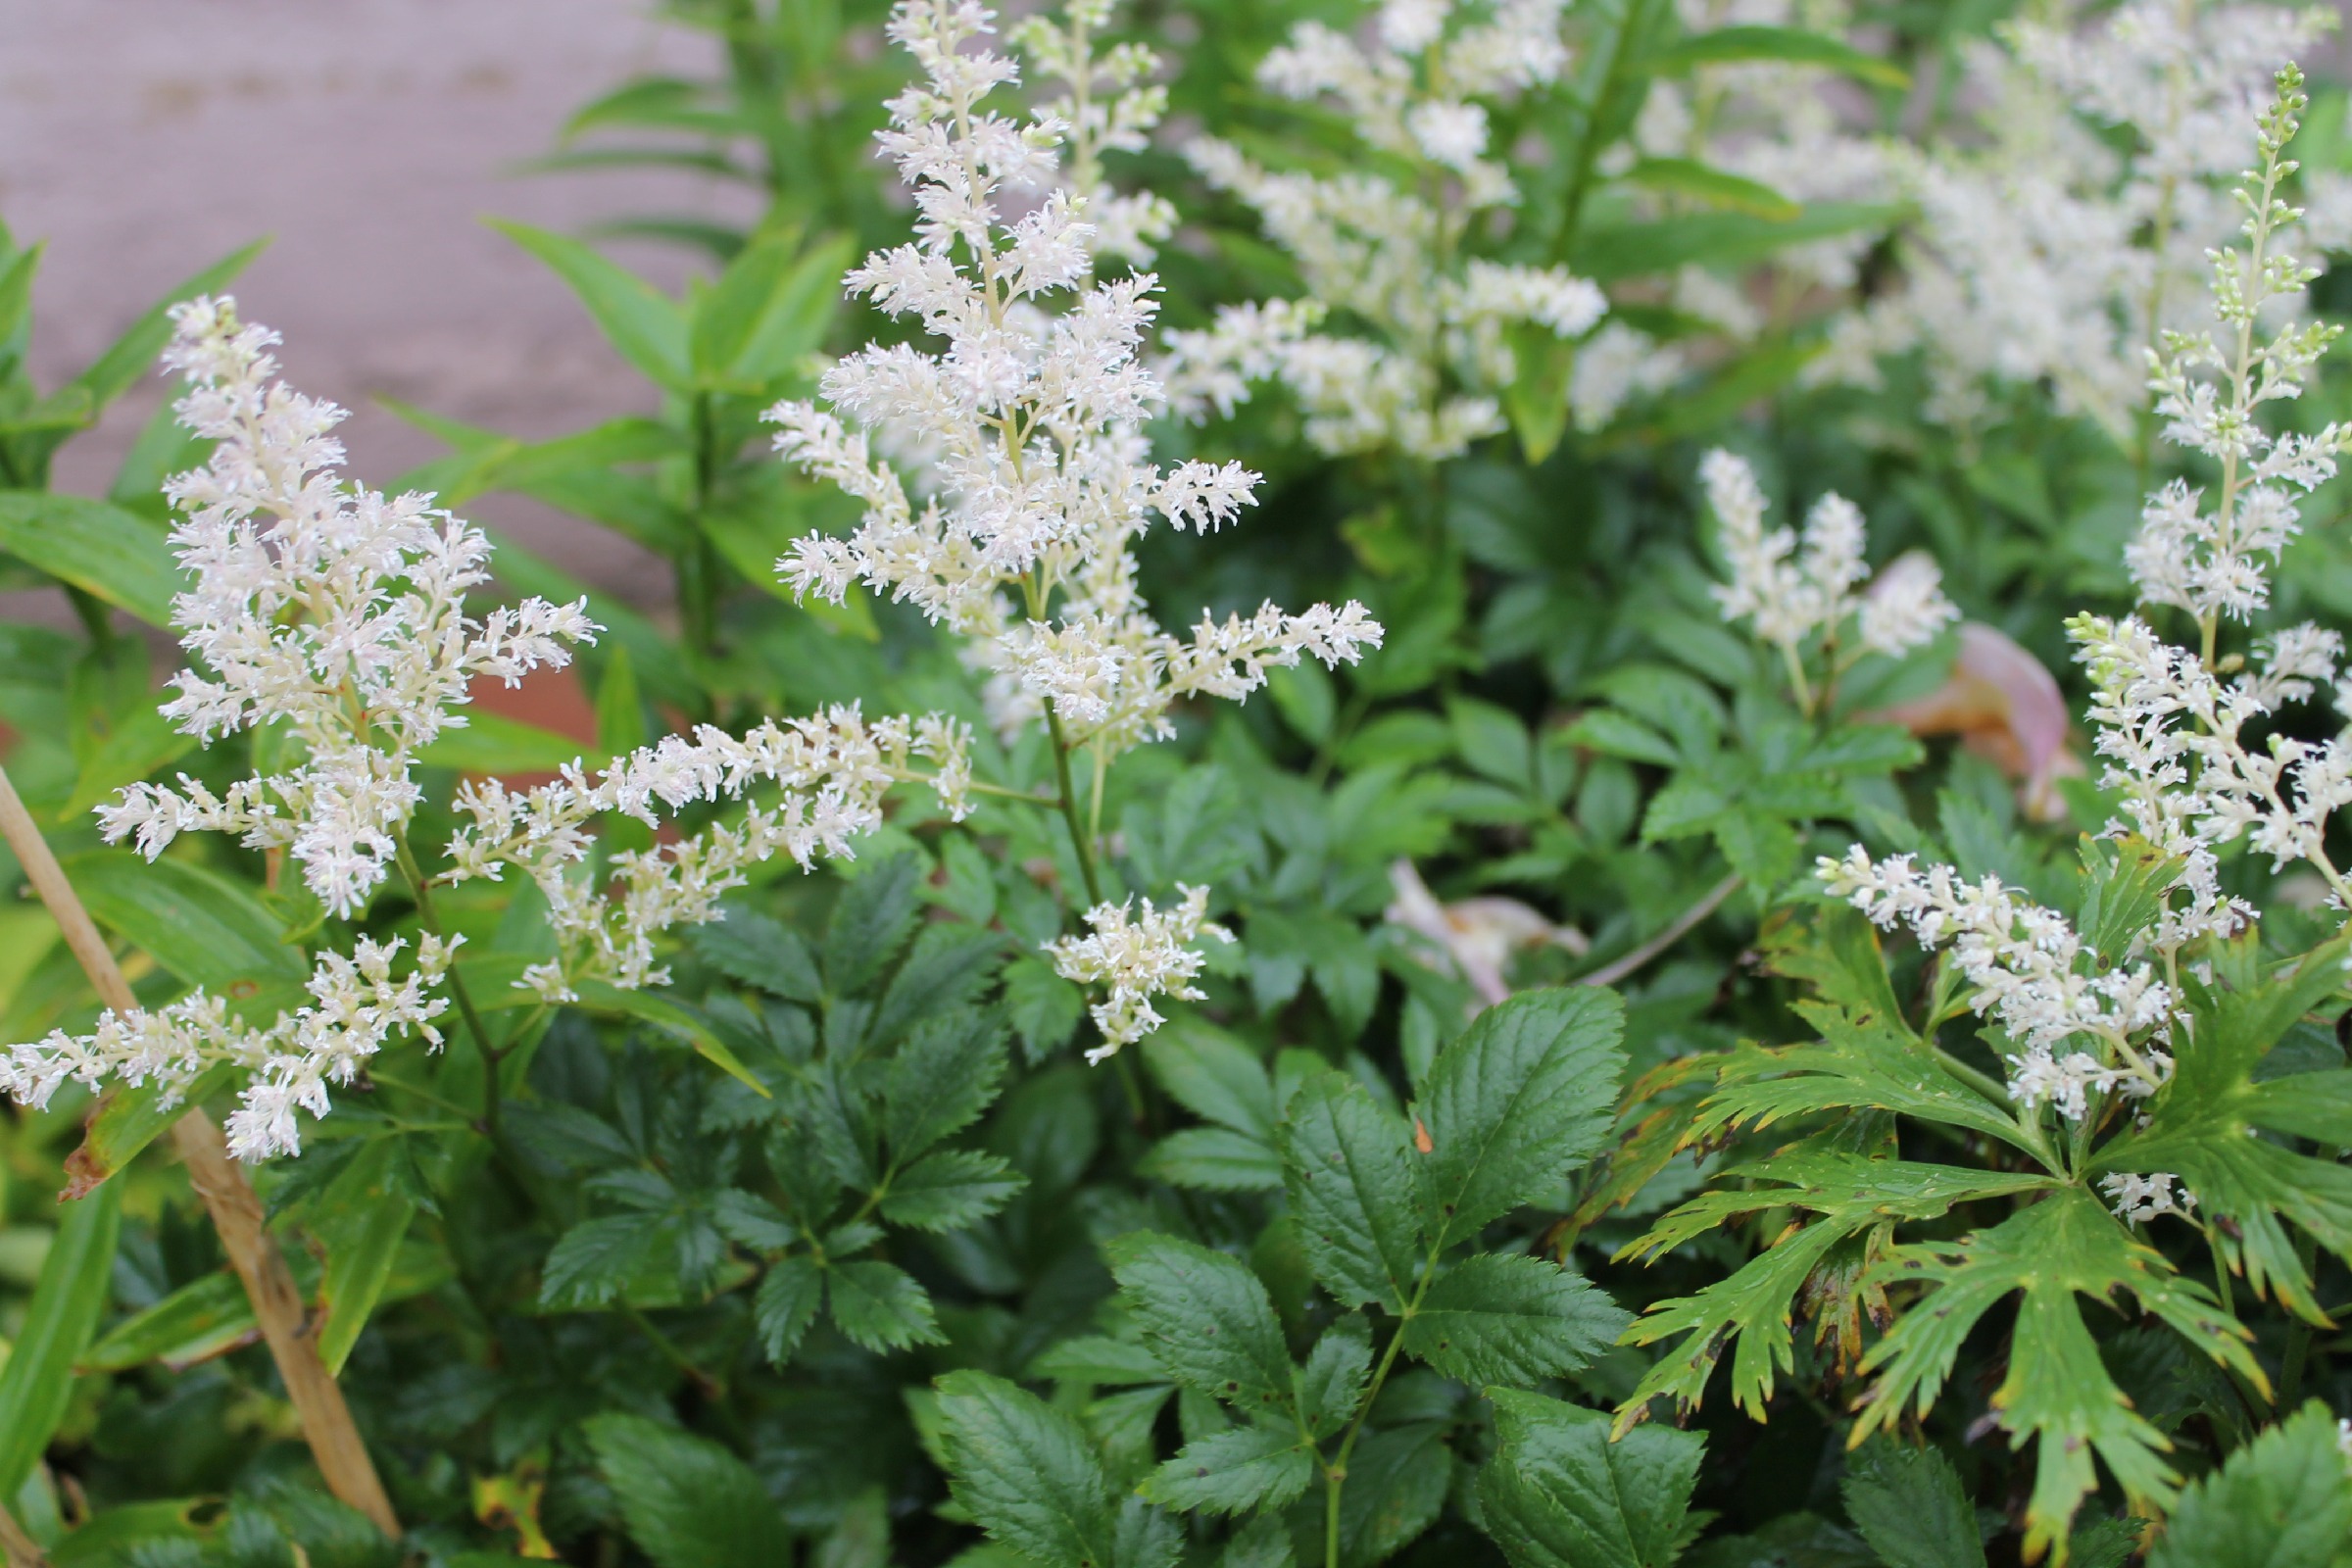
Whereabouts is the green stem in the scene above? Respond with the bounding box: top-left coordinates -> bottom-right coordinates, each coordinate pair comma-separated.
1044,700 -> 1104,907
682,392 -> 723,658
1323,1273 -> 1436,1568
394,839 -> 503,1139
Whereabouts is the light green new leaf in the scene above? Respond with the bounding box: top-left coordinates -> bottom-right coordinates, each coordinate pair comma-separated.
2148,1401 -> 2352,1568
311,1140 -> 417,1373
1107,1232 -> 1297,1419
66,850 -> 307,991
691,231 -> 852,390
1415,988 -> 1626,1251
1855,1187 -> 2262,1558
1840,1440 -> 1985,1568
1617,1152 -> 2053,1424
489,220 -> 690,390
0,492 -> 180,627
1400,1252 -> 1626,1387
1279,1070 -> 1423,1311
80,1269 -> 252,1372
0,1182 -> 122,1499
585,1412 -> 793,1568
1143,1426 -> 1316,1516
1478,1390 -> 1701,1568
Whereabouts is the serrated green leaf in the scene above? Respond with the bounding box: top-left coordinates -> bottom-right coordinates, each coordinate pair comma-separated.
1107,1232 -> 1297,1419
1415,988 -> 1626,1251
1144,1426 -> 1316,1516
1400,1252 -> 1626,1387
1478,1390 -> 1701,1568
824,854 -> 924,994
1144,1019 -> 1277,1138
1337,1422 -> 1451,1567
755,1256 -> 823,1365
936,1369 -> 1174,1568
886,1009 -> 1010,1160
2147,1401 -> 2352,1568
489,220 -> 690,389
828,1259 -> 944,1351
584,1412 -> 792,1568
539,1212 -> 672,1309
1840,1440 -> 1985,1568
1005,954 -> 1086,1059
695,907 -> 824,1003
1278,1071 -> 1423,1311
879,1148 -> 1025,1231
1295,1318 -> 1372,1438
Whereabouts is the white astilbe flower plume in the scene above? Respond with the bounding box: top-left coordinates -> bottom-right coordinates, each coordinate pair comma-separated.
1815,0 -> 2335,442
3,297 -> 601,1157
1162,0 -> 1608,460
773,1 -> 1374,1055
101,297 -> 597,917
1008,0 -> 1175,264
1047,886 -> 1233,1060
1701,448 -> 1955,701
443,707 -> 972,997
1819,70 -> 2352,1128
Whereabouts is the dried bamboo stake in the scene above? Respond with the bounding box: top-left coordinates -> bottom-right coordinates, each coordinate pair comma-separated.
0,764 -> 400,1539
0,1499 -> 49,1568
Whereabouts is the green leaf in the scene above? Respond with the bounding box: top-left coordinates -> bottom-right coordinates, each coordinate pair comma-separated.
488,220 -> 690,389
1855,1187 -> 2262,1557
540,1212 -> 672,1309
1337,1422 -> 1451,1567
1144,1019 -> 1277,1139
1617,1152 -> 2055,1422
1220,1516 -> 1298,1568
755,1256 -> 823,1365
1278,1071 -> 1423,1312
1478,1390 -> 1702,1568
1005,954 -> 1086,1058
1143,1426 -> 1316,1516
695,908 -> 824,1004
691,232 -> 853,389
1414,989 -> 1626,1251
1296,1319 -> 1372,1437
62,1065 -> 235,1199
827,1260 -> 944,1351
0,493 -> 180,627
1106,1232 -> 1297,1420
1642,24 -> 1910,87
66,851 -> 306,991
1399,1252 -> 1626,1387
310,1140 -> 417,1373
80,1269 -> 252,1373
885,1009 -> 1010,1160
1575,202 -> 1902,283
570,981 -> 772,1098
63,704 -> 196,819
1840,1439 -> 1985,1568
584,1412 -> 793,1568
69,239 -> 268,415
2148,1401 -> 2352,1568
824,853 -> 925,994
1142,1128 -> 1284,1192
308,1142 -> 418,1372
1562,710 -> 1682,768
416,711 -> 588,774
878,1149 -> 1025,1232
936,1369 -> 1171,1568
1616,158 -> 1799,219
0,1182 -> 122,1499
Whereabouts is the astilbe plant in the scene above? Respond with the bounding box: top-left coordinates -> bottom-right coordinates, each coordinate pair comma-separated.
1,300 -> 975,1157
770,0 -> 1383,1057
1609,68 -> 2352,1559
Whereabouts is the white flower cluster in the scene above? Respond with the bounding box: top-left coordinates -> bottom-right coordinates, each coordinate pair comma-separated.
1163,0 -> 1608,460
2098,1170 -> 2197,1225
1819,848 -> 2177,1122
1701,449 -> 1956,690
1008,0 -> 1173,264
100,298 -> 596,919
1046,885 -> 1232,1061
772,0 -> 1381,760
1817,0 -> 2333,440
1817,72 -> 2352,1137
2,934 -> 460,1162
445,707 -> 972,997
